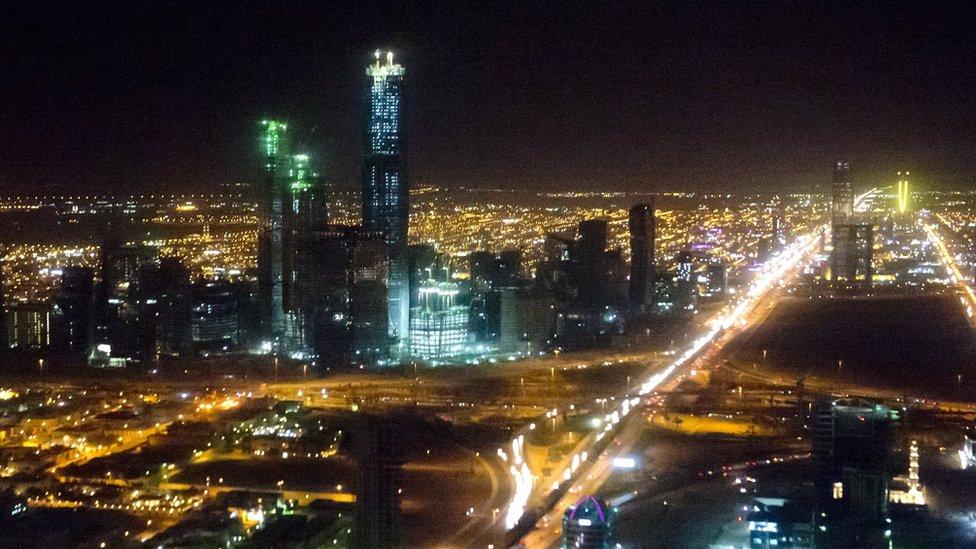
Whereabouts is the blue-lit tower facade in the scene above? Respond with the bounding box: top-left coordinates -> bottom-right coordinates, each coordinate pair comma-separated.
363,50 -> 409,348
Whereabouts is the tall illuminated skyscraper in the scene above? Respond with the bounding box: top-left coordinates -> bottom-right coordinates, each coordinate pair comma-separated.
257,119 -> 291,343
362,50 -> 409,346
896,171 -> 910,214
831,160 -> 853,224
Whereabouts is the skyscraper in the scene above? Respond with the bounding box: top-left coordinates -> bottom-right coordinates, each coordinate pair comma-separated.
55,266 -> 95,359
896,171 -> 910,214
362,50 -> 409,347
409,281 -> 469,360
811,398 -> 897,548
577,219 -> 608,309
831,160 -> 853,224
284,152 -> 326,346
299,225 -> 389,362
628,202 -> 655,307
257,119 -> 291,343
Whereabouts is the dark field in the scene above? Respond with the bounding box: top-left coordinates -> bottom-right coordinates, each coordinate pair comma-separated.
728,294 -> 976,398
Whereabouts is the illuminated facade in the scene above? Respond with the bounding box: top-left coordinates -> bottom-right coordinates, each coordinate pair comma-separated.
896,171 -> 910,214
831,160 -> 853,224
362,51 -> 409,346
830,222 -> 874,288
257,121 -> 325,349
409,281 -> 468,360
257,119 -> 291,342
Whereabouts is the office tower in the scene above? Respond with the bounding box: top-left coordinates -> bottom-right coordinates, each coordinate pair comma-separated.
811,398 -> 897,548
257,119 -> 291,343
284,152 -> 326,346
896,171 -> 910,214
6,303 -> 55,350
136,257 -> 191,359
55,266 -> 95,359
628,202 -> 655,308
300,225 -> 389,361
577,219 -> 609,309
189,280 -> 243,355
353,416 -> 402,549
94,237 -> 156,357
469,250 -> 523,342
409,281 -> 469,360
498,288 -> 556,353
561,495 -> 618,549
831,160 -> 853,224
830,222 -> 874,287
362,50 -> 409,346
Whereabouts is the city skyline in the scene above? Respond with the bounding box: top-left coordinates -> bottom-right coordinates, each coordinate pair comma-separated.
3,4 -> 976,548
5,3 -> 976,195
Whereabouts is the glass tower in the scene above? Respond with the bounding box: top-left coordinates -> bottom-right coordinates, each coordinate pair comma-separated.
362,50 -> 409,346
258,119 -> 291,343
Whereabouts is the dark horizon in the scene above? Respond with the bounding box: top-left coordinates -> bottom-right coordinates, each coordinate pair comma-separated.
4,2 -> 976,195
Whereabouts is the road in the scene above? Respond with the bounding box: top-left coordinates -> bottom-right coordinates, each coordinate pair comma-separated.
513,217 -> 830,547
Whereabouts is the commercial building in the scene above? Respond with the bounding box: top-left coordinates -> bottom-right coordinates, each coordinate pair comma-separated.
628,201 -> 655,308
256,121 -> 327,350
299,225 -> 389,362
136,257 -> 191,359
561,495 -> 618,549
746,497 -> 813,548
831,160 -> 853,225
811,398 -> 897,548
257,119 -> 291,343
6,302 -> 55,350
189,280 -> 244,354
830,222 -> 874,287
409,281 -> 469,360
362,50 -> 409,347
353,417 -> 402,549
54,266 -> 95,358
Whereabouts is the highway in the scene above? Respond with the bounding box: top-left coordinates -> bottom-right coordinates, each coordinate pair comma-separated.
512,228 -> 824,547
510,192 -> 878,547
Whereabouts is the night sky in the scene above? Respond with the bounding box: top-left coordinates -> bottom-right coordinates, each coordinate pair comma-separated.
3,2 -> 976,194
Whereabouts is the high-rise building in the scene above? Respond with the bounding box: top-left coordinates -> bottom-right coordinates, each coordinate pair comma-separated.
352,416 -> 402,549
257,119 -> 291,344
363,50 -> 409,347
284,152 -> 326,346
55,266 -> 95,359
628,202 -> 655,307
409,281 -> 469,360
831,160 -> 853,224
300,225 -> 389,362
94,237 -> 156,359
896,171 -> 910,214
577,219 -> 609,309
7,302 -> 55,350
830,222 -> 874,288
136,257 -> 191,359
189,280 -> 244,355
811,398 -> 897,548
561,495 -> 618,549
